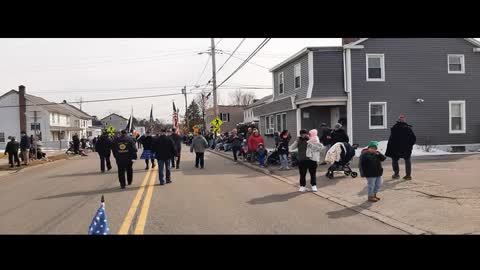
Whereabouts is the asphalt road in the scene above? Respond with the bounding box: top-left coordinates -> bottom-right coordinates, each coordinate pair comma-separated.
0,147 -> 404,234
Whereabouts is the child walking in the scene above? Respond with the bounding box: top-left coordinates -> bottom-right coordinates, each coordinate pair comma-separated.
256,143 -> 267,168
359,141 -> 387,202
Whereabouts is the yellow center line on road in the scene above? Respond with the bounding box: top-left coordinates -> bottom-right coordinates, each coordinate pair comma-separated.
117,168 -> 153,235
133,167 -> 158,235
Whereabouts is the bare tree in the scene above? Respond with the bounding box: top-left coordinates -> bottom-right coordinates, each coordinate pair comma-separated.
229,89 -> 256,106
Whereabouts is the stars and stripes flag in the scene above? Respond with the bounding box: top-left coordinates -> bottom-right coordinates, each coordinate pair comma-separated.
173,101 -> 180,134
88,195 -> 110,235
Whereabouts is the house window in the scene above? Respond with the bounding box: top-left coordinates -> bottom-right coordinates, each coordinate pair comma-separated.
220,113 -> 230,122
31,123 -> 40,131
366,54 -> 385,81
269,115 -> 275,133
276,113 -> 287,132
369,102 -> 387,129
66,116 -> 70,125
278,72 -> 284,94
449,101 -> 466,133
0,132 -> 5,143
448,54 -> 465,74
51,113 -> 55,124
294,63 -> 301,89
57,114 -> 60,124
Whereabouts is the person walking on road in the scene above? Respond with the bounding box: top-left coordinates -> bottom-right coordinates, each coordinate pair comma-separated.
278,130 -> 291,170
152,129 -> 176,185
231,129 -> 243,163
140,130 -> 156,170
169,128 -> 183,169
247,128 -> 264,162
291,129 -> 321,192
4,137 -> 20,168
95,131 -> 113,173
112,130 -> 138,189
385,114 -> 416,180
19,131 -> 30,166
359,141 -> 387,202
190,132 -> 208,169
72,134 -> 80,155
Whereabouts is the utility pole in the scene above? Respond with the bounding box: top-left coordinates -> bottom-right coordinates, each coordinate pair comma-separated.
79,96 -> 83,111
201,92 -> 206,134
210,38 -> 218,119
182,86 -> 188,132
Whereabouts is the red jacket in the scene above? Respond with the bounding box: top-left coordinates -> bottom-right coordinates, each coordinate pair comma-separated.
247,134 -> 265,152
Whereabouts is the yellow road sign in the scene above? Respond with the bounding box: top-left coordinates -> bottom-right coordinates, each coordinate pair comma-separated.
106,125 -> 116,136
211,117 -> 223,128
213,127 -> 221,134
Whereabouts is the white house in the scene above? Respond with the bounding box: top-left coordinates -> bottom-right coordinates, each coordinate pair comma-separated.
243,95 -> 273,123
0,85 -> 93,149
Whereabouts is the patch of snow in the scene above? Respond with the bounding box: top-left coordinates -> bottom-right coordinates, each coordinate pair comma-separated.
355,141 -> 452,157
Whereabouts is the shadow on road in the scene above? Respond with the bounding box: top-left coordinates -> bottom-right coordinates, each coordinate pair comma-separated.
35,186 -> 141,200
47,169 -> 146,179
326,201 -> 373,219
247,192 -> 304,205
357,178 -> 404,196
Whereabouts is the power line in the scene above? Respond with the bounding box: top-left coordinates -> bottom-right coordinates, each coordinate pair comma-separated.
217,38 -> 271,88
193,54 -> 211,87
215,38 -> 223,47
216,38 -> 246,74
217,50 -> 269,69
0,92 -> 183,109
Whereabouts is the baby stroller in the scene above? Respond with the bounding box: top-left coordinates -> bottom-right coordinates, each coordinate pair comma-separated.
326,143 -> 359,179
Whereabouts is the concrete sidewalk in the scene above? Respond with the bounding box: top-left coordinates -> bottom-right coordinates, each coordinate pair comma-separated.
210,149 -> 480,234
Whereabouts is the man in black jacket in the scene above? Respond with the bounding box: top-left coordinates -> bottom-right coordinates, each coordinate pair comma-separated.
152,129 -> 176,185
19,131 -> 30,166
112,130 -> 138,189
385,114 -> 416,180
169,128 -> 182,169
72,134 -> 80,155
95,131 -> 113,173
330,123 -> 349,145
4,137 -> 20,168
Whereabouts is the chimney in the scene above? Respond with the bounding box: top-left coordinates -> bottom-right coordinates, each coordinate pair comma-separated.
342,38 -> 361,46
18,85 -> 27,133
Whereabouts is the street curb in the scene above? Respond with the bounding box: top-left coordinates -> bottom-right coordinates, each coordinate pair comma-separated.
0,154 -> 81,179
208,149 -> 430,235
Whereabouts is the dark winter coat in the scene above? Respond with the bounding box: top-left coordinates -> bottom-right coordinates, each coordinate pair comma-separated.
385,121 -> 416,159
169,133 -> 183,153
359,149 -> 387,178
277,136 -> 291,155
330,128 -> 349,145
291,137 -> 308,161
20,135 -> 30,151
72,135 -> 80,146
152,135 -> 176,160
232,135 -> 243,148
319,127 -> 332,145
95,135 -> 112,157
256,148 -> 267,159
112,135 -> 137,163
5,140 -> 20,155
140,135 -> 154,150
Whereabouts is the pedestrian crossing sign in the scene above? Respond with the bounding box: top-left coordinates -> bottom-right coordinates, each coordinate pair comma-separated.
213,127 -> 221,134
211,117 -> 223,128
106,125 -> 116,136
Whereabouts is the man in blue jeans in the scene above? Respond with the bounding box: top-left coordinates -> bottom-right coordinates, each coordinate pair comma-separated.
152,129 -> 176,185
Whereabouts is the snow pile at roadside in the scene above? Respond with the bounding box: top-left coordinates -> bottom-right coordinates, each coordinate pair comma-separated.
354,141 -> 450,157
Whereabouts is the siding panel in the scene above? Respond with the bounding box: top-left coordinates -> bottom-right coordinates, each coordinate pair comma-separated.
272,54 -> 309,100
311,51 -> 346,98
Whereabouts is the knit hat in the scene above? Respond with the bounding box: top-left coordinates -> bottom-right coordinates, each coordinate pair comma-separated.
308,129 -> 320,144
334,123 -> 342,129
367,141 -> 379,149
299,129 -> 308,135
398,114 -> 406,122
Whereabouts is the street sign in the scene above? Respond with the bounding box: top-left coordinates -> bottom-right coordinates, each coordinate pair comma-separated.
106,125 -> 116,136
211,117 -> 223,128
213,127 -> 221,134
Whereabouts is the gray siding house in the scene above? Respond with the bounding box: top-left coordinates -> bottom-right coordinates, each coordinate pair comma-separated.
254,38 -> 480,149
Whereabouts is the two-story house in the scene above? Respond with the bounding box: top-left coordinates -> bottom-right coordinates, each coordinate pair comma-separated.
205,105 -> 245,133
243,95 -> 273,124
255,38 -> 480,150
100,113 -> 128,131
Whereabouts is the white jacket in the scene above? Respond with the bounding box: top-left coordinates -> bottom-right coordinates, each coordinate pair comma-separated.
325,142 -> 346,164
306,142 -> 323,162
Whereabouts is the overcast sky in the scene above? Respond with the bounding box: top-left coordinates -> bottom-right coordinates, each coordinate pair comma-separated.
0,38 -> 340,122
1,38 -> 478,123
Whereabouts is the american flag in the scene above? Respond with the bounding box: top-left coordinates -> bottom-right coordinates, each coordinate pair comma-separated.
88,196 -> 110,235
173,101 -> 180,134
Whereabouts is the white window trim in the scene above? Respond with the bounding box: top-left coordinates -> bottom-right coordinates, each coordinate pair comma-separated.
278,72 -> 284,95
369,102 -> 387,129
448,54 -> 465,74
294,63 -> 301,90
449,100 -> 466,134
366,54 -> 385,82
275,113 -> 287,132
